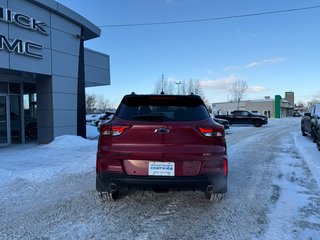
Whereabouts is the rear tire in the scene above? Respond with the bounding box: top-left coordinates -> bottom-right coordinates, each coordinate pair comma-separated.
311,127 -> 317,143
301,124 -> 308,136
253,120 -> 262,127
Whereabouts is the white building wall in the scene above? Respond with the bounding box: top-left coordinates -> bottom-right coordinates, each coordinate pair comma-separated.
212,100 -> 275,117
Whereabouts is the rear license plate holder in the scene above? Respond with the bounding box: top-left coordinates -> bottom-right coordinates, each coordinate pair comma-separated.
148,162 -> 175,176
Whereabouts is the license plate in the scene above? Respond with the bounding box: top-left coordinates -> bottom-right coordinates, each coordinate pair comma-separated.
148,162 -> 175,176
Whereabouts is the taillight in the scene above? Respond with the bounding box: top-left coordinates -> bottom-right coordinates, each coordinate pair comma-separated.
198,126 -> 224,137
100,125 -> 129,136
223,159 -> 228,176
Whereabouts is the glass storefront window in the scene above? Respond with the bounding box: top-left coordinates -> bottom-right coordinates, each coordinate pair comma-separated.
10,95 -> 22,144
0,82 -> 37,144
0,95 -> 8,144
0,81 -> 8,93
9,83 -> 21,94
23,83 -> 37,141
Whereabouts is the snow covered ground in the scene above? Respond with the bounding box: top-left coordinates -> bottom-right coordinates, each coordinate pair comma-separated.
0,118 -> 319,239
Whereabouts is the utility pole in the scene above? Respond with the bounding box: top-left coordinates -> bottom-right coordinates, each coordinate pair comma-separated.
175,81 -> 181,95
161,74 -> 165,95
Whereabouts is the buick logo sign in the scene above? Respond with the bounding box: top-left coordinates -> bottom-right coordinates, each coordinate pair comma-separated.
0,7 -> 49,35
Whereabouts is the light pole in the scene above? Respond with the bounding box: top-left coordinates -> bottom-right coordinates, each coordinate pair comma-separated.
175,81 -> 181,95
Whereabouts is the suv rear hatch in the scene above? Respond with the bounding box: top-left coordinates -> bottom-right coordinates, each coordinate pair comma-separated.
98,95 -> 226,177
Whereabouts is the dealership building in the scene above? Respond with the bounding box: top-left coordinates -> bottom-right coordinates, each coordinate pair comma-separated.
0,0 -> 110,146
212,92 -> 295,118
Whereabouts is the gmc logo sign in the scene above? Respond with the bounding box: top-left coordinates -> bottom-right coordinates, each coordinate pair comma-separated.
0,7 -> 49,59
0,34 -> 43,58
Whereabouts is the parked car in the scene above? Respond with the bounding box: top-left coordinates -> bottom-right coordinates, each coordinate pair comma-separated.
96,93 -> 228,201
96,111 -> 115,127
301,103 -> 320,143
213,117 -> 230,129
317,124 -> 320,151
292,111 -> 301,117
215,110 -> 268,127
86,114 -> 104,126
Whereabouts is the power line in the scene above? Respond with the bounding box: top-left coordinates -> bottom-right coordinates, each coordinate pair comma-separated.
98,5 -> 320,28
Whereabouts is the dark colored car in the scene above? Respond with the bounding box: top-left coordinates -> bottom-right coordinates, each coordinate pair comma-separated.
292,111 -> 301,117
96,94 -> 228,201
317,124 -> 320,151
301,103 -> 320,143
215,110 -> 268,127
213,118 -> 230,129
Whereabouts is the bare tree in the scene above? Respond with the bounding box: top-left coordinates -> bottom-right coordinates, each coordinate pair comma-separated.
86,93 -> 96,113
187,79 -> 194,95
154,77 -> 177,94
167,81 -> 175,94
193,79 -> 204,97
96,94 -> 110,111
85,93 -> 110,113
180,80 -> 187,95
296,100 -> 305,107
154,77 -> 206,101
154,79 -> 163,94
307,98 -> 320,107
229,80 -> 248,109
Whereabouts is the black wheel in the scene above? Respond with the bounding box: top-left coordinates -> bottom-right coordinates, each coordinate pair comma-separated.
317,138 -> 320,151
301,127 -> 307,136
311,127 -> 317,143
253,120 -> 262,127
204,192 -> 224,202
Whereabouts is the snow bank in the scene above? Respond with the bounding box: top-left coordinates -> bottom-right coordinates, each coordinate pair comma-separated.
86,124 -> 99,139
0,135 -> 97,186
44,135 -> 94,148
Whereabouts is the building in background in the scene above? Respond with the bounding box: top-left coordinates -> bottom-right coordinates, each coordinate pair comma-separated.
0,0 -> 110,146
212,93 -> 294,118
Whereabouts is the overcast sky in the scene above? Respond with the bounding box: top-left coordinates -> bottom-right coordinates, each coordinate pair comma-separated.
57,0 -> 320,108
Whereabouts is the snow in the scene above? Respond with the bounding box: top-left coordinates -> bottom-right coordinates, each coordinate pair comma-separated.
0,118 -> 319,239
86,124 -> 99,139
0,135 -> 97,185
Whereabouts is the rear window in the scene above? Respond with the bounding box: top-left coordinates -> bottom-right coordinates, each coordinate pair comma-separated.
116,96 -> 210,121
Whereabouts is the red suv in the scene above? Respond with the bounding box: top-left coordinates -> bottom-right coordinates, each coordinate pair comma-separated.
96,94 -> 228,201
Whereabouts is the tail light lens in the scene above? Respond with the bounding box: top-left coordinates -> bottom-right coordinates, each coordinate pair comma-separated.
100,125 -> 129,136
198,126 -> 224,137
223,159 -> 228,176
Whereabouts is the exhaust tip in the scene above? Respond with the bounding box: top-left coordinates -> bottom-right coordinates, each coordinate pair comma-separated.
109,183 -> 118,192
206,185 -> 214,193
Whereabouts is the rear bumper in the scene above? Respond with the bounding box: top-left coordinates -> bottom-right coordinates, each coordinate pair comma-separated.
96,172 -> 227,193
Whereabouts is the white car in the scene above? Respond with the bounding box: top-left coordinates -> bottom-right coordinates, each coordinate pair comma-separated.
86,114 -> 104,126
97,113 -> 114,130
